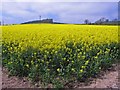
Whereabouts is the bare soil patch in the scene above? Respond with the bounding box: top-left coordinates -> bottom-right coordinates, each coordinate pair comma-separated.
2,68 -> 36,88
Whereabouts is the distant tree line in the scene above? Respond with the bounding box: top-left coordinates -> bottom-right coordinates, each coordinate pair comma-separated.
1,17 -> 119,26
84,17 -> 119,25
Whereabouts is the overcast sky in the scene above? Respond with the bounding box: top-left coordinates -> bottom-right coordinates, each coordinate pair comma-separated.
1,0 -> 119,24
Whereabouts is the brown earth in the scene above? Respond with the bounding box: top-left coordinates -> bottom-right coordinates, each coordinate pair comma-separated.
2,68 -> 36,88
2,64 -> 120,89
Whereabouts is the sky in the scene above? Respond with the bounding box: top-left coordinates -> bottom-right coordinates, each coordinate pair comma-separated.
1,0 -> 119,24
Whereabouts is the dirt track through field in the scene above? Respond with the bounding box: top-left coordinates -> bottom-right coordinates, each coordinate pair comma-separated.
2,64 -> 120,89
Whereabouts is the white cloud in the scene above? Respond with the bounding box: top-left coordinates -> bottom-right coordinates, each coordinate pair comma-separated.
1,2 -> 118,24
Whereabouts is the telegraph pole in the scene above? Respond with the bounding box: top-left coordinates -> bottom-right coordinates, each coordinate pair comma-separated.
39,15 -> 41,21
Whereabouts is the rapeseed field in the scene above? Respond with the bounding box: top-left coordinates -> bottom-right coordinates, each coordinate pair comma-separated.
2,24 -> 119,87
